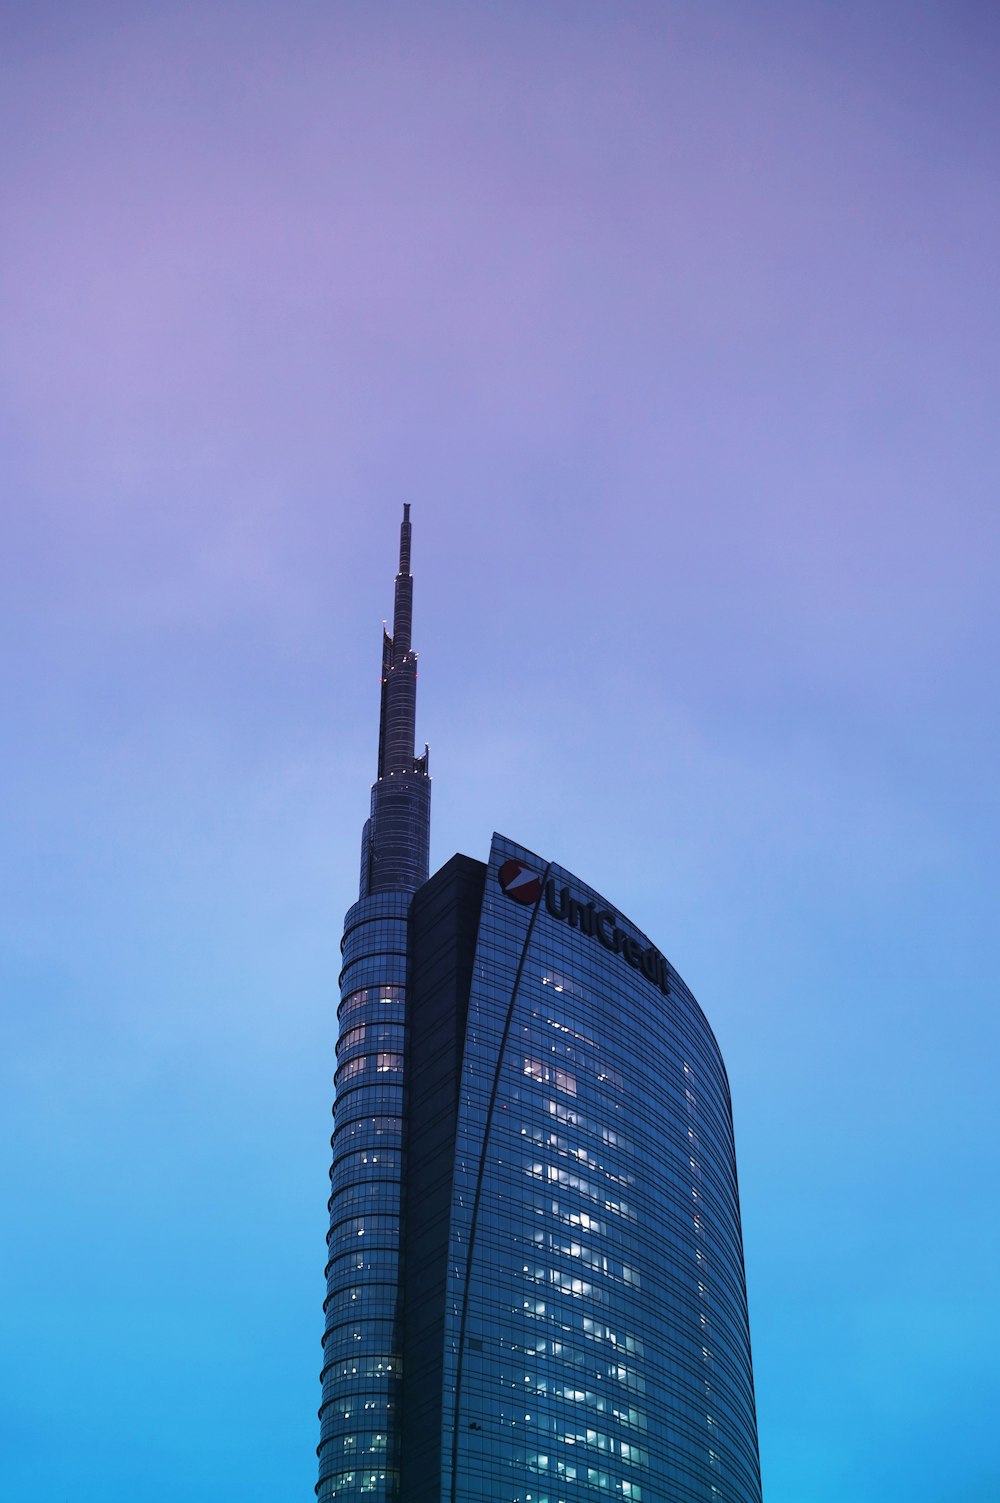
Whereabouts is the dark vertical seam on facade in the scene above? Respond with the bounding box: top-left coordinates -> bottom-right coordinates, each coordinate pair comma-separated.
447,863 -> 552,1503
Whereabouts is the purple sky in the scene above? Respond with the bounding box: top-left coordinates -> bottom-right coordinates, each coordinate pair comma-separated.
3,4 -> 999,1500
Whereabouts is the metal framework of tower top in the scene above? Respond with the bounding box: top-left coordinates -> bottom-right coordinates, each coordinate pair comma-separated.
359,505 -> 431,898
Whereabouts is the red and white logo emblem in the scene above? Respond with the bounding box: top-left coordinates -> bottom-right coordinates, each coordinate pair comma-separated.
498,859 -> 543,905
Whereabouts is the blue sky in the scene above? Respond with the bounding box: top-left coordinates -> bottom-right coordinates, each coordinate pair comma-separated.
2,4 -> 998,1499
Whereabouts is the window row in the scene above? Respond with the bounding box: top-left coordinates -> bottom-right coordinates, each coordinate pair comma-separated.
336,1052 -> 404,1085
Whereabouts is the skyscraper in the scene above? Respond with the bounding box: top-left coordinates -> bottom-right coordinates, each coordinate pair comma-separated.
317,511 -> 762,1503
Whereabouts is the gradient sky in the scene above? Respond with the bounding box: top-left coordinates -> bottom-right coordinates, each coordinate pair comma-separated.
2,4 -> 998,1500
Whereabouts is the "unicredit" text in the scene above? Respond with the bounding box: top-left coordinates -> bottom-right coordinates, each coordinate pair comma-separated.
543,880 -> 672,998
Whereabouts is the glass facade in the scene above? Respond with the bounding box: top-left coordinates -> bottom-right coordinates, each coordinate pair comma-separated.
317,506 -> 430,1503
317,511 -> 761,1501
424,835 -> 762,1503
317,893 -> 410,1502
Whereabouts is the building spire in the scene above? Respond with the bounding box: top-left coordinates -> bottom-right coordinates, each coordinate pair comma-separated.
359,506 -> 431,897
390,503 -> 413,661
398,502 -> 411,573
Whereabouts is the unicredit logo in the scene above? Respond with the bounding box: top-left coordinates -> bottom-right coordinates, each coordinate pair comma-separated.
498,854 -> 672,999
497,859 -> 543,905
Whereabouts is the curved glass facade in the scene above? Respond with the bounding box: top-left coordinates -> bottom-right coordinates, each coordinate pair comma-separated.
317,894 -> 410,1502
317,505 -> 430,1502
420,835 -> 761,1503
317,510 -> 761,1500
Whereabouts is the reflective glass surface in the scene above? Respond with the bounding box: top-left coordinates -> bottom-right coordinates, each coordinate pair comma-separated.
318,840 -> 761,1503
317,893 -> 411,1503
439,836 -> 762,1503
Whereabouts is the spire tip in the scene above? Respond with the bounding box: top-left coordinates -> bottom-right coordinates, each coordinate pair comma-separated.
398,504 -> 412,577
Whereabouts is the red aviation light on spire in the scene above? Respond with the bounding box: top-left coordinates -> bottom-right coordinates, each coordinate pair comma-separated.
497,859 -> 543,905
